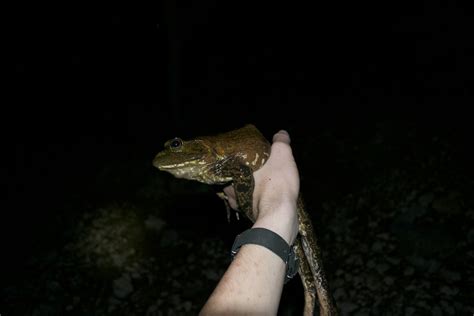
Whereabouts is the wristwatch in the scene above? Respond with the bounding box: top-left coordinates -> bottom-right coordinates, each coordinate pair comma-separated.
231,227 -> 299,283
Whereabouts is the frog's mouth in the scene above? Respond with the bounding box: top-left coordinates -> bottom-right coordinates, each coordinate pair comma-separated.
156,159 -> 204,170
161,163 -> 209,181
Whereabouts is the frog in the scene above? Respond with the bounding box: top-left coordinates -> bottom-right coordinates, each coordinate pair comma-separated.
153,124 -> 337,316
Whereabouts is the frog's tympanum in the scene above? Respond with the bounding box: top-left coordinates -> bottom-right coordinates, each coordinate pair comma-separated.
153,124 -> 337,316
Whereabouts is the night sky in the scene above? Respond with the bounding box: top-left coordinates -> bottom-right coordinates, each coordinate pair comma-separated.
5,1 -> 474,314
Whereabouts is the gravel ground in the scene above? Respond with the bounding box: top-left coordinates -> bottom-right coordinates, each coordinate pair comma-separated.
3,123 -> 473,315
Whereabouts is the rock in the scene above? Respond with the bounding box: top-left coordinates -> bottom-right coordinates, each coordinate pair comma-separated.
339,302 -> 359,314
359,244 -> 369,253
404,266 -> 415,276
187,254 -> 196,263
440,269 -> 461,282
131,271 -> 141,279
416,300 -> 429,309
183,301 -> 192,312
468,229 -> 474,243
354,308 -> 370,316
352,276 -> 363,287
440,286 -> 458,296
145,216 -> 166,233
440,300 -> 455,314
333,278 -> 345,288
146,304 -> 158,315
345,254 -> 363,266
405,306 -> 416,316
113,274 -> 134,299
432,305 -> 442,316
107,297 -> 121,313
386,256 -> 401,265
408,255 -> 425,268
32,305 -> 59,316
427,259 -> 441,274
110,255 -> 124,269
170,294 -> 180,306
407,205 -> 427,220
376,233 -> 390,240
376,263 -> 390,274
366,260 -> 376,268
334,287 -> 347,300
406,190 -> 418,203
406,284 -> 417,291
46,281 -> 61,292
366,274 -> 380,291
418,193 -> 434,207
371,241 -> 384,252
432,193 -> 461,214
384,276 -> 395,285
203,269 -> 220,281
160,229 -> 179,247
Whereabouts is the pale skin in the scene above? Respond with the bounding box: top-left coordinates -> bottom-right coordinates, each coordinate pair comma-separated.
199,130 -> 300,316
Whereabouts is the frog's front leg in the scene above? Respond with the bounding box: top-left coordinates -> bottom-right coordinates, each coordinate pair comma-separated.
216,192 -> 240,222
219,160 -> 255,221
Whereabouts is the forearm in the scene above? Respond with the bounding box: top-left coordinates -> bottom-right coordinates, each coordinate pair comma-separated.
199,206 -> 296,315
199,243 -> 285,315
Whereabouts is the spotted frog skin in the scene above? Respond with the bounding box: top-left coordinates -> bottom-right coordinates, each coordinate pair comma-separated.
153,124 -> 337,316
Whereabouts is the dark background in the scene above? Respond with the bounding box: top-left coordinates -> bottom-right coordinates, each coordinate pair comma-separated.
4,1 -> 474,315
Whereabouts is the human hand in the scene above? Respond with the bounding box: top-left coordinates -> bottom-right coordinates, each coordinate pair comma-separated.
223,130 -> 300,244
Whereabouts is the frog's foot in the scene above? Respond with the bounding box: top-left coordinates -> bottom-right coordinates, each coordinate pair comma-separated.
216,192 -> 232,222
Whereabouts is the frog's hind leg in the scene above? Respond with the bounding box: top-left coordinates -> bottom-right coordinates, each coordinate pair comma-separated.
297,197 -> 338,316
219,160 -> 256,221
295,237 -> 316,316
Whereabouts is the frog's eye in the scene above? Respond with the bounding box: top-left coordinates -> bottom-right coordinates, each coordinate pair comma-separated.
169,138 -> 182,149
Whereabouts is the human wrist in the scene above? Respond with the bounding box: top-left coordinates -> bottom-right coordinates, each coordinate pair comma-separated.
252,201 -> 298,245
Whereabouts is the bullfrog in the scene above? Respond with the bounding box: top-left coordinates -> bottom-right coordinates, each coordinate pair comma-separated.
153,124 -> 337,316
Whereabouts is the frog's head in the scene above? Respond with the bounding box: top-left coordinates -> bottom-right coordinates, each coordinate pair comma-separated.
153,137 -> 219,182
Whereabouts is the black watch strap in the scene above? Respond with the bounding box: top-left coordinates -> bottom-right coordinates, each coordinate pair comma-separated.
231,228 -> 299,283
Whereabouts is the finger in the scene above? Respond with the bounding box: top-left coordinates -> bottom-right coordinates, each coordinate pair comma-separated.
272,130 -> 291,144
271,130 -> 293,159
